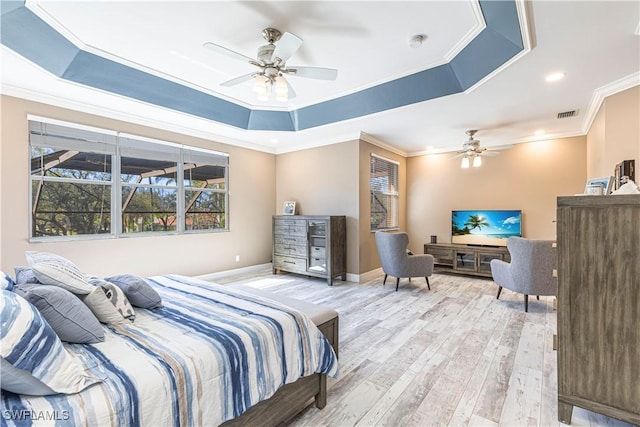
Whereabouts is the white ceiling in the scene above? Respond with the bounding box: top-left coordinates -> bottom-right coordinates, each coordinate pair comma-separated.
2,1 -> 639,155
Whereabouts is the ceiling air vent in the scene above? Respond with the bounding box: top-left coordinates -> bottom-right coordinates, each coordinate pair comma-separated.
557,110 -> 579,119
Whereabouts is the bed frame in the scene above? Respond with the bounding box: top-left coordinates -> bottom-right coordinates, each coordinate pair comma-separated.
222,315 -> 339,426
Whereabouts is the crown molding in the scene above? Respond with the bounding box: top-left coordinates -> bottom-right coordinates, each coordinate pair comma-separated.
582,72 -> 640,134
0,83 -> 277,154
443,0 -> 487,62
464,0 -> 532,94
359,132 -> 408,157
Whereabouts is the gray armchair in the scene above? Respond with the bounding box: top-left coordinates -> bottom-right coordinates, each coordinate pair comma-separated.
375,231 -> 434,291
490,237 -> 557,312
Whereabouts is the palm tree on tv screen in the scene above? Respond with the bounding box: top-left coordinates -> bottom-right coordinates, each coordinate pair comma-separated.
464,214 -> 490,231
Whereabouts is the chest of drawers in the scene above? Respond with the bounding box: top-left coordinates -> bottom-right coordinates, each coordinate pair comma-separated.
272,215 -> 346,285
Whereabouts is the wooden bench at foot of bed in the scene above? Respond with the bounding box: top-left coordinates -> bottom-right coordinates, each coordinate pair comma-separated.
221,285 -> 339,427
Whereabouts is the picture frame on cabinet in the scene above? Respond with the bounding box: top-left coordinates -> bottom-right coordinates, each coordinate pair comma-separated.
283,201 -> 296,215
584,176 -> 614,195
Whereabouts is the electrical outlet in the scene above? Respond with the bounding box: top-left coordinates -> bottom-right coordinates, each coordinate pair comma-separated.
235,255 -> 240,262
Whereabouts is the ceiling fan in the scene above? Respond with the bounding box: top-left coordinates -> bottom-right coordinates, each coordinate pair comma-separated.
451,130 -> 500,168
203,28 -> 338,101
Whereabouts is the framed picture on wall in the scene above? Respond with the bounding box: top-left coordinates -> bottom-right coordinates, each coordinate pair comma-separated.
283,201 -> 296,215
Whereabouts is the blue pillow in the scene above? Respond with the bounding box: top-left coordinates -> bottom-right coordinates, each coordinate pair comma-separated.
0,290 -> 102,395
20,285 -> 105,344
1,271 -> 15,291
14,266 -> 41,285
106,274 -> 163,309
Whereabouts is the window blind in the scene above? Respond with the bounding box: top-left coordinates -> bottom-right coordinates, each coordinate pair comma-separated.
370,154 -> 399,231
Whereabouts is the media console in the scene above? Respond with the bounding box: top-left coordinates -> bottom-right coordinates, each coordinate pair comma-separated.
424,243 -> 510,278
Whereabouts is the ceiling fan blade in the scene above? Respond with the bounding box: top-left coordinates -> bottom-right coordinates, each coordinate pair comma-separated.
450,153 -> 466,159
220,72 -> 255,87
290,66 -> 338,80
491,144 -> 514,150
272,32 -> 303,63
203,42 -> 254,64
481,151 -> 500,157
286,79 -> 297,99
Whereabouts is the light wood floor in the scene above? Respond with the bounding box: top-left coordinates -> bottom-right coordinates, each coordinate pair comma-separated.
214,266 -> 632,427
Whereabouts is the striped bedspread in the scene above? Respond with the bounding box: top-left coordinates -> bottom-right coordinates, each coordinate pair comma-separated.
1,275 -> 338,426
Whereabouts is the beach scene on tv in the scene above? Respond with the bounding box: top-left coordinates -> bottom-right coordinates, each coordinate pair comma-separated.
452,210 -> 522,246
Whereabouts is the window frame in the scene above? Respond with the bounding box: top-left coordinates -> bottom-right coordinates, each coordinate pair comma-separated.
28,116 -> 229,242
370,153 -> 400,232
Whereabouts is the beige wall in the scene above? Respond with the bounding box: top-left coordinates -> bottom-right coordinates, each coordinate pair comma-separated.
0,95 -> 276,277
406,136 -> 587,253
587,86 -> 640,178
359,141 -> 407,274
275,141 -> 360,274
4,87 -> 634,280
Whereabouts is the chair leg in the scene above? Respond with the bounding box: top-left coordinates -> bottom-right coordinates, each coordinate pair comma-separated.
395,277 -> 400,292
524,294 -> 529,312
383,274 -> 387,286
425,276 -> 431,290
496,286 -> 503,300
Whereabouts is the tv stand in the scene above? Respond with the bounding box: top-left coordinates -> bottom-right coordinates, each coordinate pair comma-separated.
466,243 -> 500,248
424,243 -> 510,278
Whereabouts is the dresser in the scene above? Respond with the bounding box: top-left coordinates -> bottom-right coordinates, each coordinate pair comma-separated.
556,195 -> 640,425
272,215 -> 346,285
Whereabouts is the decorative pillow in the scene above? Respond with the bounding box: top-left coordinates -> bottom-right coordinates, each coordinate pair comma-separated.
106,274 -> 163,309
1,271 -> 15,291
14,266 -> 41,285
87,277 -> 135,322
22,285 -> 105,344
0,290 -> 102,395
25,251 -> 93,295
80,286 -> 132,324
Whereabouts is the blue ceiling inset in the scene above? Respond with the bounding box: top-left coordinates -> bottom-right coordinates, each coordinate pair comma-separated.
1,1 -> 523,133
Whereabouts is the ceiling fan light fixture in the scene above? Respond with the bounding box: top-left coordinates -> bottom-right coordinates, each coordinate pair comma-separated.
253,75 -> 267,94
461,156 -> 470,168
275,76 -> 288,94
472,155 -> 482,167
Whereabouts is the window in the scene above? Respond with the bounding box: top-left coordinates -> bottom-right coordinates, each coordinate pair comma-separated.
370,154 -> 399,231
29,118 -> 229,240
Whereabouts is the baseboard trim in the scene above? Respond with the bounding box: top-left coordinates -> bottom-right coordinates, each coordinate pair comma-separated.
355,267 -> 384,284
195,263 -> 271,281
196,264 -> 383,284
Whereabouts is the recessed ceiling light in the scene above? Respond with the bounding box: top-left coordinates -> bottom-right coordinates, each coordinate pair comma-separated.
545,72 -> 565,82
534,130 -> 546,136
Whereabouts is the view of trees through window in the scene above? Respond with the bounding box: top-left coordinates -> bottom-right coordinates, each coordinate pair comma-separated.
370,154 -> 399,231
29,120 -> 229,239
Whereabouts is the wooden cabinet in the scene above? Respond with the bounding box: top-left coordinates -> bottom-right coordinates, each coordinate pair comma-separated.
424,243 -> 510,278
273,215 -> 346,285
556,195 -> 640,425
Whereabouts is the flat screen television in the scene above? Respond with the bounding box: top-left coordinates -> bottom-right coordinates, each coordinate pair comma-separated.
451,210 -> 522,247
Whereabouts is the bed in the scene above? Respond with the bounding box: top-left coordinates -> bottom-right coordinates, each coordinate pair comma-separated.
1,274 -> 339,426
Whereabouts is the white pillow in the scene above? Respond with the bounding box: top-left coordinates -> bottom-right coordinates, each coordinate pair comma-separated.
81,286 -> 131,324
87,277 -> 135,322
0,290 -> 102,395
25,251 -> 93,295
